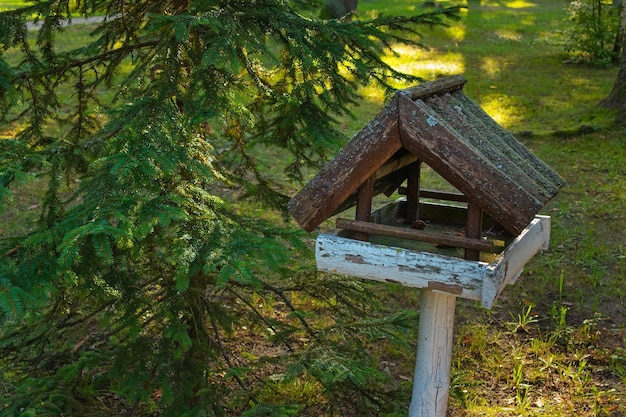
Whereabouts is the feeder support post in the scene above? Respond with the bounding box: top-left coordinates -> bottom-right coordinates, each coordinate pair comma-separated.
405,160 -> 421,224
409,289 -> 457,417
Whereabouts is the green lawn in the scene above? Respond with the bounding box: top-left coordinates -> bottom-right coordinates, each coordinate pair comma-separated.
0,0 -> 29,11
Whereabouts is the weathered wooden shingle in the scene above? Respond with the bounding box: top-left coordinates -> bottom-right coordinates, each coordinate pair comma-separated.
288,75 -> 565,235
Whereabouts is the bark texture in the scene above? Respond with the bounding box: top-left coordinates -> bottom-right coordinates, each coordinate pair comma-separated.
601,1 -> 626,124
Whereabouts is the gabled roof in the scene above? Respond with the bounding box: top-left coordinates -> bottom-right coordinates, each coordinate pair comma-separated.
288,75 -> 565,236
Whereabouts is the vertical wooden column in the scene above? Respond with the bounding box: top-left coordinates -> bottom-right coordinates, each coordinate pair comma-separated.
405,161 -> 421,224
465,202 -> 483,261
409,289 -> 456,417
353,174 -> 375,241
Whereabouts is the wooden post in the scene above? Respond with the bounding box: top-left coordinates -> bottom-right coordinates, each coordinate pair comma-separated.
465,202 -> 483,261
409,289 -> 456,417
405,161 -> 421,224
354,174 -> 374,241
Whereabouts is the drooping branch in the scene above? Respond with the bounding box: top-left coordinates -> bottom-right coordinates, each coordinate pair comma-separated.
14,40 -> 160,84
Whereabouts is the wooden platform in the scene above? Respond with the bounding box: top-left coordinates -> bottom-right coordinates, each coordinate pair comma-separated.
317,200 -> 551,308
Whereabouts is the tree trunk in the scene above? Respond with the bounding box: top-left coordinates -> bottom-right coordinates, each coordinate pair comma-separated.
613,0 -> 625,60
320,0 -> 358,19
601,1 -> 626,124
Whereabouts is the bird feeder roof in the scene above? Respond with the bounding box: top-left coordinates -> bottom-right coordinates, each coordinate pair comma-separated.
288,75 -> 565,235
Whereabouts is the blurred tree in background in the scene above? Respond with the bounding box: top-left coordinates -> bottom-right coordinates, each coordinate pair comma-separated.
601,0 -> 626,123
563,0 -> 620,66
320,0 -> 358,19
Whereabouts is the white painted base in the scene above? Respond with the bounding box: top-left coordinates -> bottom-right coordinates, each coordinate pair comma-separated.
316,215 -> 551,308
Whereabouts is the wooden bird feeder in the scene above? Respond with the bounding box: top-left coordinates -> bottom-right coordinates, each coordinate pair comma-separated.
288,75 -> 565,416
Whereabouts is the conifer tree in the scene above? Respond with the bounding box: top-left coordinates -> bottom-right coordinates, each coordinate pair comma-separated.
0,1 -> 460,415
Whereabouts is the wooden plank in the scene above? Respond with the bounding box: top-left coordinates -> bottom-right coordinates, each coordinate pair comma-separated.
329,154 -> 418,217
398,188 -> 468,203
418,189 -> 468,203
336,218 -> 494,252
329,152 -> 417,217
330,170 -> 407,217
288,95 -> 403,232
481,215 -> 551,308
417,201 -> 468,226
397,93 -> 542,235
368,199 -> 469,226
374,152 -> 418,180
316,234 -> 487,300
402,75 -> 467,101
369,200 -> 404,225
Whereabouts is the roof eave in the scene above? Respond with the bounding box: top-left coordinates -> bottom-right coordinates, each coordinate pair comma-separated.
288,95 -> 403,232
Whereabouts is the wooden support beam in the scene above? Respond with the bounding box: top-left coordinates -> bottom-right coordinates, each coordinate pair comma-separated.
354,175 -> 374,241
398,188 -> 468,203
374,153 -> 418,180
465,202 -> 483,260
336,218 -> 494,252
405,161 -> 421,224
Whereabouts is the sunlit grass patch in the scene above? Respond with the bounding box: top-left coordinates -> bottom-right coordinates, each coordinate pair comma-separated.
479,92 -> 526,127
477,0 -> 539,8
479,56 -> 511,76
444,23 -> 467,42
492,29 -> 524,41
0,0 -> 31,10
384,45 -> 465,82
502,0 -> 538,8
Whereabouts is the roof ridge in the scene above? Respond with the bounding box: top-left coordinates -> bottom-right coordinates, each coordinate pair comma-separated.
401,75 -> 467,101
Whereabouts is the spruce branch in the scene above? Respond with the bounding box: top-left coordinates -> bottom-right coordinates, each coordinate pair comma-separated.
226,286 -> 296,353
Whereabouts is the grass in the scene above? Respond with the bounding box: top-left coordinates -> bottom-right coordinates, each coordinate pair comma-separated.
2,0 -> 626,415
377,0 -> 617,134
0,0 -> 27,9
